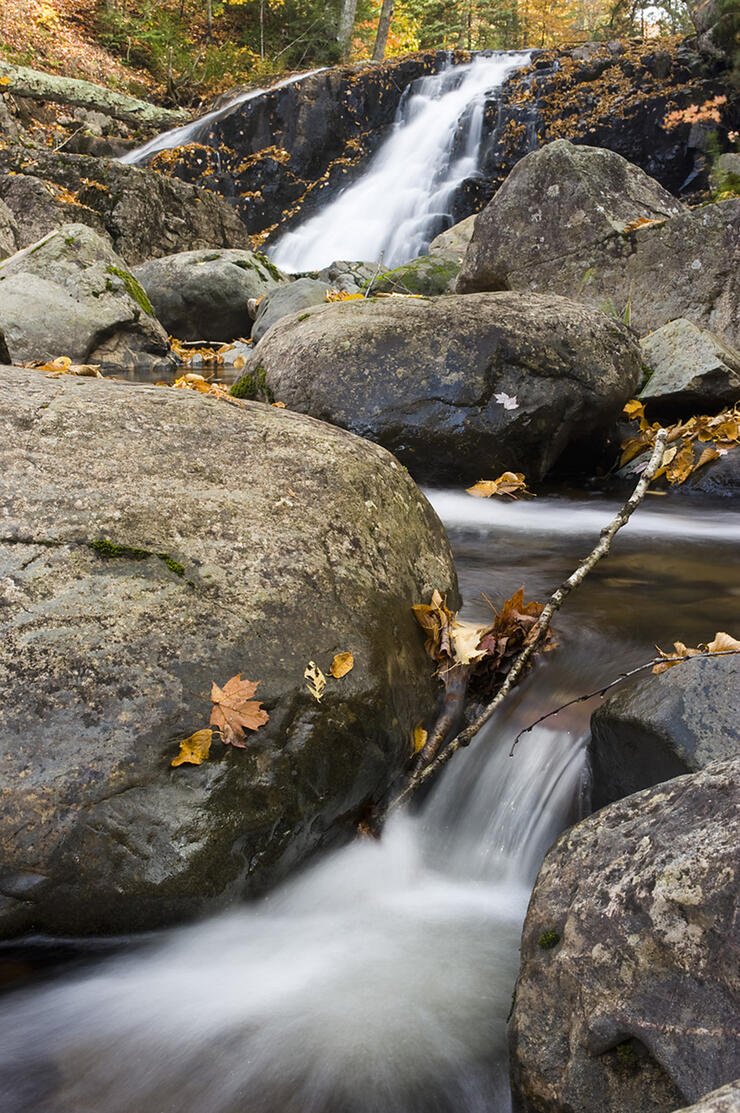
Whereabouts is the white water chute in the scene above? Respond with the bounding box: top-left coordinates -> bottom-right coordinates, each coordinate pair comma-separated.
270,51 -> 531,272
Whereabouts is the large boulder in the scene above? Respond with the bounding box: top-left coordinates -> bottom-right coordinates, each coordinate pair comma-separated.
132,249 -> 289,343
673,1082 -> 740,1113
0,224 -> 175,373
639,319 -> 740,418
366,251 -> 461,297
509,759 -> 740,1113
251,277 -> 332,345
0,173 -> 108,254
589,655 -> 740,809
236,291 -> 643,485
0,365 -> 456,938
0,150 -> 252,266
457,141 -> 685,293
457,143 -> 740,348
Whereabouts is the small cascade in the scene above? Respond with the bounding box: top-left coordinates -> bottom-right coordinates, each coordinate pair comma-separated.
270,52 -> 530,272
119,68 -> 327,166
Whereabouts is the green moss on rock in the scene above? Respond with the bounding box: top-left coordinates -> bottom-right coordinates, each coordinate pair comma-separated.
106,265 -> 155,316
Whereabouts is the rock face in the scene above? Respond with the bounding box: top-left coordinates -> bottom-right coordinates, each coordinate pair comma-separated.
132,249 -> 288,343
589,655 -> 740,809
639,320 -> 740,417
509,759 -> 740,1113
0,365 -> 457,938
251,277 -> 331,345
457,143 -> 740,348
367,251 -> 462,297
237,291 -> 643,485
0,224 -> 175,373
0,172 -> 108,255
0,329 -> 9,365
673,1082 -> 740,1113
0,198 -> 19,261
0,149 -> 252,265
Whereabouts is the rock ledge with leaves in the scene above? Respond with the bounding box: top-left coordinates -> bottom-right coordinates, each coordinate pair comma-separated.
0,366 -> 457,938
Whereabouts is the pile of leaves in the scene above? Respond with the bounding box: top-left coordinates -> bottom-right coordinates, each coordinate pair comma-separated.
25,356 -> 102,377
170,337 -> 248,371
621,400 -> 739,485
413,586 -> 552,690
653,631 -> 740,673
159,371 -> 246,408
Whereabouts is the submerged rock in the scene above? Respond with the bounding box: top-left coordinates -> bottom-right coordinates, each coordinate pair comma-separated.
589,655 -> 740,809
0,224 -> 175,373
236,291 -> 642,485
639,319 -> 740,418
457,142 -> 739,348
510,759 -> 740,1113
133,248 -> 289,343
0,366 -> 456,938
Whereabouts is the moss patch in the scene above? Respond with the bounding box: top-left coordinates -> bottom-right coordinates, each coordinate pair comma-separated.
106,265 -> 155,316
90,538 -> 184,576
230,364 -> 274,402
538,929 -> 561,950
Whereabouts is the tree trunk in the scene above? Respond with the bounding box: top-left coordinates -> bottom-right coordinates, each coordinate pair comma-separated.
372,0 -> 395,61
337,0 -> 359,61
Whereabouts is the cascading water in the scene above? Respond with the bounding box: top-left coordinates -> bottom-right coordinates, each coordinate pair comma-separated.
1,491 -> 738,1113
270,52 -> 530,272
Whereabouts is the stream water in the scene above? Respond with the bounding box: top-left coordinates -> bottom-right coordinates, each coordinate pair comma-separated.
1,490 -> 738,1113
270,52 -> 530,271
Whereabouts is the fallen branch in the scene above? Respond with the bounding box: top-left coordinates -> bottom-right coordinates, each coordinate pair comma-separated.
509,648 -> 740,755
383,427 -> 669,818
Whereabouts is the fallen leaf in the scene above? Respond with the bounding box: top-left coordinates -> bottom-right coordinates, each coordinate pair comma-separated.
209,674 -> 269,747
706,631 -> 740,653
413,724 -> 428,753
304,660 -> 326,702
330,651 -> 354,678
466,472 -> 531,499
493,391 -> 519,410
450,618 -> 488,665
171,728 -> 213,767
652,630 -> 740,673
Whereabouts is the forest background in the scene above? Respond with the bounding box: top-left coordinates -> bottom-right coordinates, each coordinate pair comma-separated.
0,0 -> 706,105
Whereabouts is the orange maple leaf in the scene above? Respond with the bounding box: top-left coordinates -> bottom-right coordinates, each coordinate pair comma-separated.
209,674 -> 269,747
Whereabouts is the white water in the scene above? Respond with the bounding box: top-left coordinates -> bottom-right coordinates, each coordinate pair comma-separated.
0,730 -> 585,1113
271,53 -> 530,272
119,68 -> 327,166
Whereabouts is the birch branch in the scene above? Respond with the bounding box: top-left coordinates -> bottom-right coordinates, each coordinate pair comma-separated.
383,427 -> 669,818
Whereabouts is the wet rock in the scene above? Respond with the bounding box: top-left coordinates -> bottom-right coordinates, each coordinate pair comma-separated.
251,277 -> 331,345
618,442 -> 740,499
589,655 -> 740,809
0,148 -> 251,265
0,365 -> 457,938
457,143 -> 740,349
236,291 -> 642,485
639,319 -> 740,418
457,140 -> 685,294
0,224 -> 175,374
0,199 -> 19,261
510,759 -> 740,1113
133,249 -> 289,344
672,1082 -> 740,1113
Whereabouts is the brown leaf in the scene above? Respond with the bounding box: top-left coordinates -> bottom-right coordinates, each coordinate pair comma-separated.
466,472 -> 531,499
330,651 -> 354,678
209,674 -> 269,747
412,589 -> 455,663
706,631 -> 740,653
304,661 -> 326,702
171,729 -> 213,767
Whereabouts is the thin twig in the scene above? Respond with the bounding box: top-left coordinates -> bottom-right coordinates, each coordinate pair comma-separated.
382,427 -> 669,818
509,649 -> 740,755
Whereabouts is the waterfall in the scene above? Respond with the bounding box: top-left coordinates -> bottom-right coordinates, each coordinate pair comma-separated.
0,725 -> 586,1113
270,52 -> 530,273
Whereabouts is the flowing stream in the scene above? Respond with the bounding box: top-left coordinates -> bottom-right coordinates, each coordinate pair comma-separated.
1,491 -> 738,1113
270,52 -> 530,272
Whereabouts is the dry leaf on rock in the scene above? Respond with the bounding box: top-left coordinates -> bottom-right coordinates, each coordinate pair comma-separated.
330,652 -> 354,678
209,674 -> 269,747
413,724 -> 428,753
304,661 -> 326,701
466,472 -> 532,499
653,631 -> 740,673
171,729 -> 213,767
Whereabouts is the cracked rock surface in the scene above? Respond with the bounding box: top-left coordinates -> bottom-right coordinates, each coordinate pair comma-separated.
0,366 -> 457,937
238,290 -> 642,485
509,758 -> 740,1113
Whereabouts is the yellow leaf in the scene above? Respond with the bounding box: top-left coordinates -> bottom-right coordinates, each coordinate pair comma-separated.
304,660 -> 326,701
706,631 -> 740,653
466,472 -> 531,499
450,618 -> 487,664
233,356 -> 246,370
695,446 -> 720,471
413,724 -> 428,753
330,651 -> 354,678
171,729 -> 213,767
623,399 -> 648,431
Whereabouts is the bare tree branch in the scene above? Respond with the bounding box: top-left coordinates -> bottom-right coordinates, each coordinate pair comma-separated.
509,648 -> 740,754
382,427 -> 669,818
